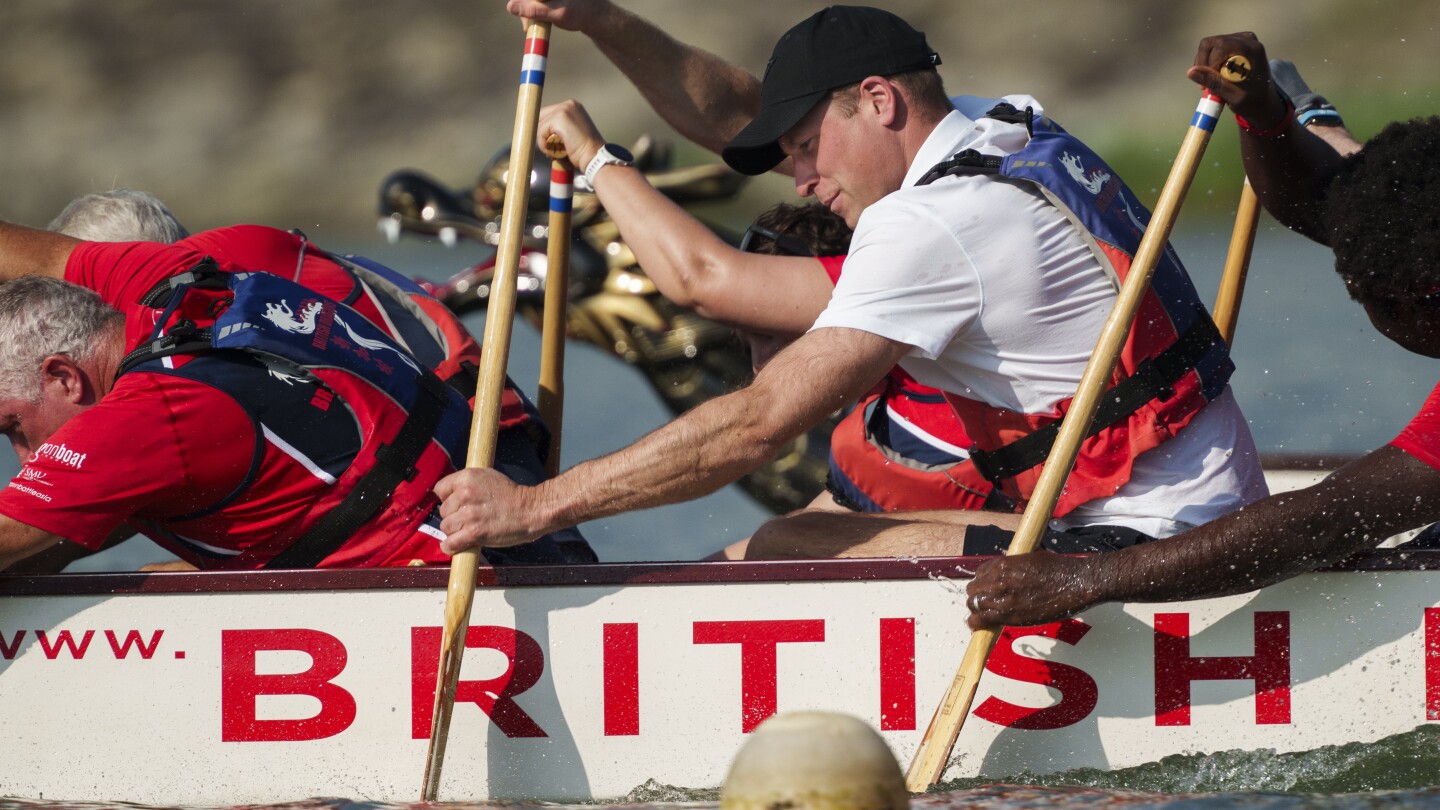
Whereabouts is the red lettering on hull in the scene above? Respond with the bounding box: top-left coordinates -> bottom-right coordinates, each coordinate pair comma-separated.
975,621 -> 1098,730
221,628 -> 357,742
0,629 -> 25,659
1154,611 -> 1291,726
603,623 -> 640,736
410,626 -> 548,739
693,619 -> 825,732
879,618 -> 915,730
1426,607 -> 1440,721
105,629 -> 164,659
37,629 -> 93,660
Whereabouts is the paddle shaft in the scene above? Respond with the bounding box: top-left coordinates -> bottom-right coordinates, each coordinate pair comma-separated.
538,153 -> 573,477
904,88 -> 1230,791
422,19 -> 553,801
1213,179 -> 1260,346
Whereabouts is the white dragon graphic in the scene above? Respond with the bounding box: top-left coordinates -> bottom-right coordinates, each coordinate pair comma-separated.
1059,151 -> 1148,233
1059,151 -> 1111,195
263,298 -> 421,374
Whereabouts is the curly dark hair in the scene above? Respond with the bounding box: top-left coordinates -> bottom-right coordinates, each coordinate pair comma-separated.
746,202 -> 853,257
1323,116 -> 1440,306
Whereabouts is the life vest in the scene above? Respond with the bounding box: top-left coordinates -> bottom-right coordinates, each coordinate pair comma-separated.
317,249 -> 537,440
116,260 -> 474,568
827,371 -> 1001,512
911,105 -> 1233,517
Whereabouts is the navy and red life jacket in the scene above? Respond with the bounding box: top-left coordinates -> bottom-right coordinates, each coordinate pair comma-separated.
116,261 -> 473,568
318,248 -> 539,438
886,105 -> 1234,517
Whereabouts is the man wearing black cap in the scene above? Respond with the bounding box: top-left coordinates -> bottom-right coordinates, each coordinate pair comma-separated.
436,5 -> 1265,558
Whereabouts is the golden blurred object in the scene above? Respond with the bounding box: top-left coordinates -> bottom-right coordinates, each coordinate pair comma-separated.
543,134 -> 568,160
1220,54 -> 1252,83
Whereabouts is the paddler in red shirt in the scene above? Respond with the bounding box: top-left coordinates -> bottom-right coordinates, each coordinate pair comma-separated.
0,191 -> 593,572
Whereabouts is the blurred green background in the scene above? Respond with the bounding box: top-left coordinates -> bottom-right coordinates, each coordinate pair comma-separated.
2,0 -> 1436,235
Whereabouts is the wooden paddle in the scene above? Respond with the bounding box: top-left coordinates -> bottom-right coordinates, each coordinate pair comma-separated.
904,80 -> 1241,791
1213,179 -> 1260,345
421,18 -> 554,801
537,140 -> 573,477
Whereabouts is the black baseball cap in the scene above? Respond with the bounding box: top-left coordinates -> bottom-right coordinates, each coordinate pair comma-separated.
721,6 -> 941,176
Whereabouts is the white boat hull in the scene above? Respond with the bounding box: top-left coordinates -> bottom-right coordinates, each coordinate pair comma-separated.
1,554 -> 1437,803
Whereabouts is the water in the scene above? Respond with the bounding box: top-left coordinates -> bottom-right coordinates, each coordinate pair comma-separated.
5,223 -> 1438,807
4,727 -> 1438,809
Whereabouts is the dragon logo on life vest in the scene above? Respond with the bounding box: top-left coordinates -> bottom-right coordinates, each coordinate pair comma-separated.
1061,150 -> 1149,235
263,298 -> 420,374
1060,151 -> 1111,195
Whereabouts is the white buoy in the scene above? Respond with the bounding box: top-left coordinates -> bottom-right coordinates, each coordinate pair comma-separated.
720,711 -> 909,810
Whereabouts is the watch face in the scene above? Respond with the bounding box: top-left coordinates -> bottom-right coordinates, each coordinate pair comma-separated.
606,144 -> 635,163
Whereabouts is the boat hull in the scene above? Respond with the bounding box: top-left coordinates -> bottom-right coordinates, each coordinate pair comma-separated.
1,554 -> 1437,803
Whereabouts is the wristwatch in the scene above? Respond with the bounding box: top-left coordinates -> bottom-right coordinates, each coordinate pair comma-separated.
583,143 -> 635,189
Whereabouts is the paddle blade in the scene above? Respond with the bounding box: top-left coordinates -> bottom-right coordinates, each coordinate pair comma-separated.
904,627 -> 997,790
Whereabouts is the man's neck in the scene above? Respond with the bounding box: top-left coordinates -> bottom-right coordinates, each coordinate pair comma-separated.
900,110 -> 953,172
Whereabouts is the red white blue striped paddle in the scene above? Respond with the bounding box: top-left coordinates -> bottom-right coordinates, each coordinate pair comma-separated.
538,145 -> 574,477
423,17 -> 554,802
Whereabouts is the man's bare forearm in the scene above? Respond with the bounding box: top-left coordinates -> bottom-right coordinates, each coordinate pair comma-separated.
531,328 -> 905,534
0,515 -> 68,572
582,4 -> 760,153
0,221 -> 76,282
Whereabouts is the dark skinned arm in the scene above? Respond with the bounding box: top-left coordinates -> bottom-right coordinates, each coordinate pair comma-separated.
966,445 -> 1440,630
1187,32 -> 1348,243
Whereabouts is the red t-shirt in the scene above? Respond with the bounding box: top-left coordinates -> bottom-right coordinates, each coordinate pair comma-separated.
1391,382 -> 1440,470
0,238 -> 453,568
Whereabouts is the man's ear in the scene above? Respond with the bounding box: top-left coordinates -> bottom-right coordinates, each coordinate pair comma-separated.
859,76 -> 900,126
37,354 -> 89,404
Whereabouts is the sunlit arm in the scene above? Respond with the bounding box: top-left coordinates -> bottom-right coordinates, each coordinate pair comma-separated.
542,327 -> 905,523
505,0 -> 794,172
0,221 -> 77,283
560,1 -> 760,153
592,165 -> 833,335
437,327 -> 907,553
0,514 -> 69,572
537,99 -> 831,334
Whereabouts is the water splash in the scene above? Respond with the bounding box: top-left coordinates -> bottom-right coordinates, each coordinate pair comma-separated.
934,723 -> 1440,795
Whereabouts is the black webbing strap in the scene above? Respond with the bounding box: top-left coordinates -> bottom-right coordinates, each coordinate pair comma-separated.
915,149 -> 1002,186
444,359 -> 480,399
115,324 -> 214,378
265,370 -> 450,569
117,258 -> 234,377
914,104 -> 1038,187
982,101 -> 1035,135
967,315 -> 1225,486
136,257 -> 230,307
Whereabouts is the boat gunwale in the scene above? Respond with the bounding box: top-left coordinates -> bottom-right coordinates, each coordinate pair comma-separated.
2,548 -> 1437,597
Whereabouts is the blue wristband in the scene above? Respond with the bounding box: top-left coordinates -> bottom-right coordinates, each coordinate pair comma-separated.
1297,107 -> 1345,128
